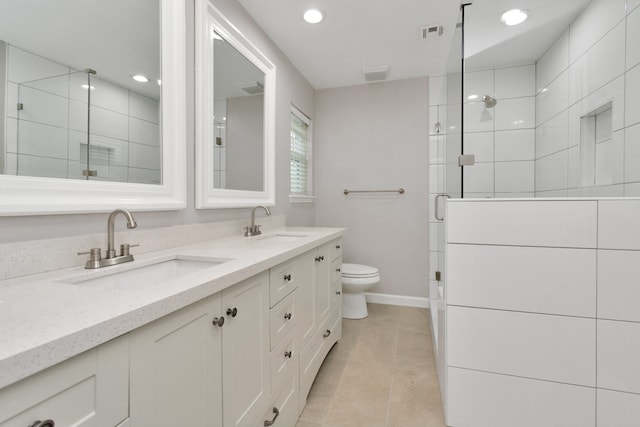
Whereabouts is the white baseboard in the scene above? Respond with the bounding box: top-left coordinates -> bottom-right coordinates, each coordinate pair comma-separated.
365,292 -> 429,308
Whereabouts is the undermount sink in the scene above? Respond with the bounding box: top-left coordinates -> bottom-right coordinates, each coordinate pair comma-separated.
255,233 -> 308,243
62,256 -> 230,290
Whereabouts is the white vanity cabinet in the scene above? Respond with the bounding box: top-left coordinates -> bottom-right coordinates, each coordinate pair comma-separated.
129,292 -> 223,427
0,335 -> 130,427
222,272 -> 271,427
298,239 -> 343,413
129,272 -> 271,427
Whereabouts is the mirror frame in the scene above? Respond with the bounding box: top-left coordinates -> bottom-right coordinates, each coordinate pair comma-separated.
195,0 -> 276,209
0,0 -> 186,216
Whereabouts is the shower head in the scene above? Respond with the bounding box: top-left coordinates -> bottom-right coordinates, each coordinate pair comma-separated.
483,95 -> 497,108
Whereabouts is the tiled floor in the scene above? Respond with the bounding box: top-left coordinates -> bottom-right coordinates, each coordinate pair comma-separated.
296,303 -> 446,427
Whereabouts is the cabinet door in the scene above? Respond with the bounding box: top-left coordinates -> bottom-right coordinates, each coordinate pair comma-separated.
315,244 -> 332,324
295,251 -> 317,349
222,272 -> 271,427
0,335 -> 129,427
130,294 -> 223,427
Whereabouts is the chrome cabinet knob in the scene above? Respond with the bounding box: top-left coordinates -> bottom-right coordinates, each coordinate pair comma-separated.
284,312 -> 292,320
284,351 -> 292,359
226,307 -> 238,318
323,329 -> 331,338
336,290 -> 342,295
212,316 -> 225,327
283,274 -> 292,281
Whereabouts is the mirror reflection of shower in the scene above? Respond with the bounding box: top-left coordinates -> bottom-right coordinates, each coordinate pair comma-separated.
482,95 -> 497,108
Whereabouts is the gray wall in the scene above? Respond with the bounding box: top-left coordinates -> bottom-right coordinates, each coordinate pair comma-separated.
0,0 -> 316,244
314,77 -> 430,298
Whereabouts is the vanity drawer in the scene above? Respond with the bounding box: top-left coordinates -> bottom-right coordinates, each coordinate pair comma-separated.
258,374 -> 298,427
270,291 -> 297,350
0,335 -> 129,427
271,327 -> 297,394
329,239 -> 343,261
270,258 -> 299,307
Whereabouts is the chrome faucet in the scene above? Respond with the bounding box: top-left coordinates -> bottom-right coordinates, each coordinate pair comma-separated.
78,208 -> 139,269
245,205 -> 271,237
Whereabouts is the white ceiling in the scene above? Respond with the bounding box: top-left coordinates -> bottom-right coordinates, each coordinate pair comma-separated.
237,0 -> 593,89
0,0 -> 160,99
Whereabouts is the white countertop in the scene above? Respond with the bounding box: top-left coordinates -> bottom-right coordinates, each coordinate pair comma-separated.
0,226 -> 345,389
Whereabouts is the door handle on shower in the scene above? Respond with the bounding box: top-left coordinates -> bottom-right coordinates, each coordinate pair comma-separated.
435,194 -> 450,221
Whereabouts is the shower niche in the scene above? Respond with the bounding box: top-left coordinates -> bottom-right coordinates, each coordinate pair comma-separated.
579,101 -> 617,188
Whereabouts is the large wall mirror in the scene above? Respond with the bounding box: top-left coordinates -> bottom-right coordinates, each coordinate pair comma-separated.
0,0 -> 186,215
196,0 -> 276,208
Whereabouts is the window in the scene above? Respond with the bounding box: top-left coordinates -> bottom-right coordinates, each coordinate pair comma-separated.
290,106 -> 314,202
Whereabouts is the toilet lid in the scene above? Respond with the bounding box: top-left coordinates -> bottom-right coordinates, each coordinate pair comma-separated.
341,263 -> 379,278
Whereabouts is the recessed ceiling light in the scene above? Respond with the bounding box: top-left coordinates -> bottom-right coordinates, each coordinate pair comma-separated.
132,74 -> 149,83
303,9 -> 324,24
500,9 -> 529,26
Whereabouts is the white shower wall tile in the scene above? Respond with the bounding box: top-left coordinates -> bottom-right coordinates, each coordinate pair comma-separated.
494,97 -> 535,131
447,73 -> 462,104
625,123 -> 640,182
536,70 -> 569,126
464,132 -> 494,163
446,103 -> 461,134
128,167 -> 161,185
630,0 -> 640,13
626,64 -> 640,127
6,83 -> 18,119
536,110 -> 570,158
14,86 -> 68,129
7,46 -> 68,85
495,161 -> 535,193
16,120 -> 68,159
536,189 -> 569,197
429,165 -> 443,193
597,389 -> 640,427
628,7 -> 640,69
129,117 -> 160,147
598,320 -> 640,394
130,93 -> 159,124
568,22 -> 626,106
613,130 -> 625,184
569,0 -> 627,64
567,146 -> 580,188
429,106 -> 442,136
464,70 -> 494,101
4,154 -> 17,174
625,182 -> 640,196
595,140 -> 614,185
23,74 -> 69,98
14,154 -> 67,179
90,106 -> 128,141
462,162 -> 494,194
429,75 -> 447,106
495,129 -> 535,161
129,142 -> 161,170
495,65 -> 535,99
464,102 -> 494,133
429,136 -> 444,165
536,150 -> 569,191
5,118 -> 17,153
537,31 -> 570,92
90,79 -> 130,114
68,100 -> 88,132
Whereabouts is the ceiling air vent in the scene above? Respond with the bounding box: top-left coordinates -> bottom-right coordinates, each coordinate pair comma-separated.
362,65 -> 389,82
421,25 -> 444,40
240,81 -> 264,94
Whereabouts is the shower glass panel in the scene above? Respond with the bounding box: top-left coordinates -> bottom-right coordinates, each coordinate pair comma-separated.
4,45 -> 161,185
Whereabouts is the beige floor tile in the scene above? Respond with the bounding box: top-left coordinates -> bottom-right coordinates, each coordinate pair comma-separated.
348,322 -> 398,365
299,303 -> 445,427
397,306 -> 430,333
395,330 -> 435,369
388,366 -> 445,427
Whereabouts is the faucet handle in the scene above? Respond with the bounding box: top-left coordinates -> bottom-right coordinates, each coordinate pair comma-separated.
254,224 -> 262,235
120,243 -> 139,257
244,226 -> 251,237
78,247 -> 102,261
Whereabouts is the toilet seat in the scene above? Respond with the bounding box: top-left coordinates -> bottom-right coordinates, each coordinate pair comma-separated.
341,263 -> 379,278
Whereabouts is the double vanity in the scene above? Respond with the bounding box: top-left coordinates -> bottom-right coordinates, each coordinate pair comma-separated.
0,224 -> 344,427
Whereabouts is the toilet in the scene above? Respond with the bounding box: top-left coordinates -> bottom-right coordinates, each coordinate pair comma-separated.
341,263 -> 380,319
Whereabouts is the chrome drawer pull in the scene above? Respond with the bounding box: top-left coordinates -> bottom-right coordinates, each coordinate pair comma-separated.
323,329 -> 331,338
29,421 -> 55,427
284,312 -> 292,320
284,350 -> 292,359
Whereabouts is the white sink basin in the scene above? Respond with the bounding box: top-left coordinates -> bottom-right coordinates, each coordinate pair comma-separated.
255,233 -> 308,243
62,257 -> 229,290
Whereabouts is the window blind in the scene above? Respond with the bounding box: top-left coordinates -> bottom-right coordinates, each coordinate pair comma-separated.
290,111 -> 309,194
